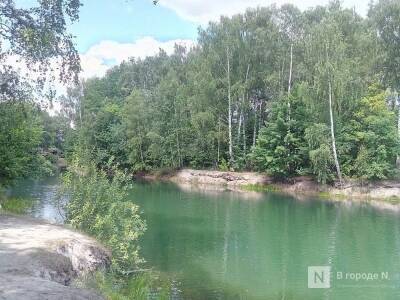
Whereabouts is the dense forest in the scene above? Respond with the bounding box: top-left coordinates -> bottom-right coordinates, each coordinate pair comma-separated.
2,0 -> 400,187
0,102 -> 71,185
60,0 -> 399,184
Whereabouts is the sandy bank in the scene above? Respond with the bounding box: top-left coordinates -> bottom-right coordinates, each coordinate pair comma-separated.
0,214 -> 110,300
145,169 -> 400,202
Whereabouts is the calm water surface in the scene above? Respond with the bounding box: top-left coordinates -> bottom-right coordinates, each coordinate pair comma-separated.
7,178 -> 400,299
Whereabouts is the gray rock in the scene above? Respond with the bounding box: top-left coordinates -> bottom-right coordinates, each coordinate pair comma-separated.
0,214 -> 110,299
0,274 -> 102,300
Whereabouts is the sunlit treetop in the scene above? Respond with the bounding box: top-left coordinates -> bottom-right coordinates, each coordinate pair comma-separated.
0,0 -> 82,102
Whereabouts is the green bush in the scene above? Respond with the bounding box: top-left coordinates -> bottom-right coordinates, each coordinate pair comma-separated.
0,197 -> 35,214
251,94 -> 308,178
340,85 -> 399,180
218,158 -> 229,171
61,161 -> 146,273
305,124 -> 334,184
81,271 -> 171,300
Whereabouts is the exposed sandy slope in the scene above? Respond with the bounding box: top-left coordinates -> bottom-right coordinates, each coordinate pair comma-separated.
169,169 -> 272,188
168,169 -> 400,201
0,214 -> 110,300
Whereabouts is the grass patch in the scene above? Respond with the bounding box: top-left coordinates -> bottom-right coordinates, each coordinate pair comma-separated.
383,196 -> 400,204
241,184 -> 281,192
79,271 -> 172,300
0,197 -> 35,214
317,192 -> 331,199
317,192 -> 348,201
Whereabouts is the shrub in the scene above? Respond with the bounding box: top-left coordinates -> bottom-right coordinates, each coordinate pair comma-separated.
61,162 -> 146,273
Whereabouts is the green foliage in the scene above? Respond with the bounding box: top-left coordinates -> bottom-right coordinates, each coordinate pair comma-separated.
61,160 -> 146,272
340,85 -> 399,180
305,124 -> 334,184
370,0 -> 400,90
82,271 -> 171,300
61,2 -> 400,185
0,102 -> 57,184
0,0 -> 81,101
0,197 -> 35,214
0,100 -> 73,186
309,145 -> 333,184
218,158 -> 229,171
251,95 -> 308,178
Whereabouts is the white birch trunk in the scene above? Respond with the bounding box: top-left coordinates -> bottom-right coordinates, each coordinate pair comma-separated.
329,81 -> 343,185
217,119 -> 221,165
253,102 -> 257,148
397,95 -> 400,167
243,114 -> 247,154
237,110 -> 242,144
240,64 -> 250,153
227,47 -> 233,164
288,44 -> 293,122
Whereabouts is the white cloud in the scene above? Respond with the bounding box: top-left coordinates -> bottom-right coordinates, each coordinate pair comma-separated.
158,0 -> 369,25
80,54 -> 110,79
1,37 -> 195,115
80,37 -> 196,79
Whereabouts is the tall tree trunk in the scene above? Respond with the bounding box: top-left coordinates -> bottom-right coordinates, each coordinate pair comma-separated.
280,57 -> 286,95
253,102 -> 257,147
329,81 -> 343,185
240,64 -> 250,154
227,47 -> 233,164
217,118 -> 221,165
176,132 -> 181,167
287,44 -> 293,123
288,44 -> 293,95
237,109 -> 242,145
139,138 -> 144,166
174,106 -> 182,168
258,102 -> 263,133
397,94 -> 400,167
243,114 -> 247,155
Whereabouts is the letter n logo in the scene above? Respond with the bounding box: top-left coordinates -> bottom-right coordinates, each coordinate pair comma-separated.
308,266 -> 331,288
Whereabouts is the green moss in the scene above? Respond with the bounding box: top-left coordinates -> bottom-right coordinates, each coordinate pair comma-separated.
241,184 -> 281,192
0,197 -> 35,214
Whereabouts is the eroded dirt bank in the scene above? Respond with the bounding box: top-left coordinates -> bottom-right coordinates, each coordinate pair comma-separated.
0,214 -> 110,300
146,169 -> 400,202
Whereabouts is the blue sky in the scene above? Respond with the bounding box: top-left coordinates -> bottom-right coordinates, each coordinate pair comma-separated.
17,0 -> 370,78
69,0 -> 198,53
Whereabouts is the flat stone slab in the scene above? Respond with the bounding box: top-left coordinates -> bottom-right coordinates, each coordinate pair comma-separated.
0,214 -> 110,299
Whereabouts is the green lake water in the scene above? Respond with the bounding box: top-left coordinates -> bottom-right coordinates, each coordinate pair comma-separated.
6,178 -> 400,299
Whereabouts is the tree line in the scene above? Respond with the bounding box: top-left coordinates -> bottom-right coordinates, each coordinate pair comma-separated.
0,0 -> 80,186
63,1 -> 399,184
1,1 -> 400,185
0,101 -> 72,185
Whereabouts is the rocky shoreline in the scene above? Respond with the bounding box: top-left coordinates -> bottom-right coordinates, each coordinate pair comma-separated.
141,169 -> 400,202
0,214 -> 110,299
